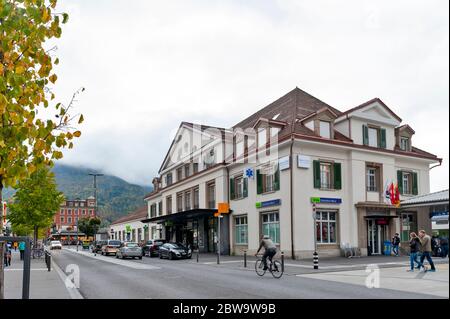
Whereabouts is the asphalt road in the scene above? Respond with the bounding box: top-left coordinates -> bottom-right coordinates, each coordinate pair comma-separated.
51,248 -> 439,299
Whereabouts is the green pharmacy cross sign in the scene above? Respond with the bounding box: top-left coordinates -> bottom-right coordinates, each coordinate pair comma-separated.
310,197 -> 342,204
125,225 -> 132,233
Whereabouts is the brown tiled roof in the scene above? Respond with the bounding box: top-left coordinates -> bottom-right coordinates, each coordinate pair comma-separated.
110,206 -> 147,225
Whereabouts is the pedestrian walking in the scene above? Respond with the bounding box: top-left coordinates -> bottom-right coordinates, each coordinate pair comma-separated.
440,236 -> 449,258
19,241 -> 26,261
407,232 -> 423,272
4,246 -> 11,267
392,233 -> 401,256
418,230 -> 436,272
13,241 -> 18,251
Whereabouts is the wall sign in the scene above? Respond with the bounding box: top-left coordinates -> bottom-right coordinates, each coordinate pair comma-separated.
310,197 -> 342,204
298,155 -> 311,168
278,156 -> 290,171
244,168 -> 254,179
256,199 -> 281,208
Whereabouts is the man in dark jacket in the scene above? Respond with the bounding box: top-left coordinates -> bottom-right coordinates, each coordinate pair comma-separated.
392,233 -> 401,256
419,230 -> 436,272
407,232 -> 423,272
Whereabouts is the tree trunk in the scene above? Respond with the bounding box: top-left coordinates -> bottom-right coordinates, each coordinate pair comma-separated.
34,225 -> 38,247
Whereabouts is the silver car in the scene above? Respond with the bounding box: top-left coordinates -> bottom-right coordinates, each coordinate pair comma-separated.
116,242 -> 143,259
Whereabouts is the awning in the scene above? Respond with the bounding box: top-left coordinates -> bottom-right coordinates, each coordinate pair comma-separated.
364,215 -> 399,219
141,208 -> 220,224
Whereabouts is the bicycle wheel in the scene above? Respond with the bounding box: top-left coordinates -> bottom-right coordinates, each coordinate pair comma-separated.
255,259 -> 266,276
270,260 -> 283,279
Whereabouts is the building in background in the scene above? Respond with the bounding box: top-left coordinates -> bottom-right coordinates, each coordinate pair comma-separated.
110,206 -> 154,243
53,196 -> 97,232
400,189 -> 449,239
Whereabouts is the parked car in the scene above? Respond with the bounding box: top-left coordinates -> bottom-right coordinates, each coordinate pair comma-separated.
159,243 -> 192,260
101,240 -> 122,256
49,240 -> 62,250
142,239 -> 167,257
92,240 -> 106,253
116,242 -> 143,259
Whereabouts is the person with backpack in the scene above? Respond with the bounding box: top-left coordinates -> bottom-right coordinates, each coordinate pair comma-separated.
392,233 -> 401,256
407,232 -> 423,272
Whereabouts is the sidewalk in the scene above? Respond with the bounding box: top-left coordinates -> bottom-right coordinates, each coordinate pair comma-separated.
190,252 -> 449,275
3,250 -> 73,299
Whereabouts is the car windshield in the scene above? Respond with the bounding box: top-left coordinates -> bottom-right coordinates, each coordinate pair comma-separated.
126,243 -> 138,247
109,241 -> 121,246
170,243 -> 185,249
155,241 -> 165,245
51,241 -> 61,245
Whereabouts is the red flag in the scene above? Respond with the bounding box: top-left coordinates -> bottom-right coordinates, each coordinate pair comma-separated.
394,183 -> 400,207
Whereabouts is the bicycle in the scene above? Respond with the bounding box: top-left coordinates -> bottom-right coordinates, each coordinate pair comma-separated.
32,245 -> 44,259
255,254 -> 284,278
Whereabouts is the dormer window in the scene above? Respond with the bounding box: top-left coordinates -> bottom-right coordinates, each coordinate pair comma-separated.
257,128 -> 267,148
368,127 -> 379,147
319,121 -> 331,138
363,125 -> 386,149
400,137 -> 409,151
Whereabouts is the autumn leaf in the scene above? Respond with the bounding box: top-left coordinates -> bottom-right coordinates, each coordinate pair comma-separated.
73,131 -> 82,138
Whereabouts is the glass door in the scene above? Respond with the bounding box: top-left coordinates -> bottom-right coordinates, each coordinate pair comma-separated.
367,219 -> 381,255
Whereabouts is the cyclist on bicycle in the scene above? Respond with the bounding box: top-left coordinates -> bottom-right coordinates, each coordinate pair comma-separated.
255,235 -> 277,270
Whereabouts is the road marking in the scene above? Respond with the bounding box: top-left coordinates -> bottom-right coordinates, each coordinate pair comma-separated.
52,260 -> 84,299
202,261 -> 242,265
4,268 -> 49,271
63,248 -> 161,270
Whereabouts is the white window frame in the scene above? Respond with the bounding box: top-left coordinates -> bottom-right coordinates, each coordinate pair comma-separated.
319,121 -> 331,138
400,137 -> 409,151
367,167 -> 377,192
261,211 -> 280,244
234,215 -> 248,245
368,127 -> 378,147
320,162 -> 332,189
315,211 -> 337,244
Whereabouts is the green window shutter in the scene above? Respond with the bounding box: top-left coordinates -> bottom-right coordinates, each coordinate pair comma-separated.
230,177 -> 235,200
313,160 -> 321,189
257,169 -> 263,194
333,162 -> 342,190
243,178 -> 248,198
274,165 -> 280,191
397,170 -> 403,194
380,128 -> 386,149
412,172 -> 418,195
363,125 -> 369,146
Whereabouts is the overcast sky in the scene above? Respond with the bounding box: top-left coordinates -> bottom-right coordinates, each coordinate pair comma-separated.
51,0 -> 449,191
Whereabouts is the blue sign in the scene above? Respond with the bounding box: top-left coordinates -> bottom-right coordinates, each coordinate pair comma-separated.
311,197 -> 342,204
245,168 -> 254,179
256,199 -> 281,208
430,211 -> 448,218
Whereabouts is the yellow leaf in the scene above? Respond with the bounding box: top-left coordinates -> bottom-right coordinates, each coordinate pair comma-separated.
16,65 -> 26,74
49,74 -> 58,84
73,131 -> 81,138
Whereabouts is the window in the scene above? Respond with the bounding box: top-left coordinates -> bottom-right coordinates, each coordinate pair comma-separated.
80,202 -> 85,207
166,196 -> 172,214
235,176 -> 244,199
138,228 -> 142,242
257,128 -> 267,149
60,217 -> 65,223
177,193 -> 183,212
319,121 -> 331,138
313,161 -> 341,190
158,201 -> 162,216
184,164 -> 190,178
68,217 -> 72,224
368,127 -> 378,147
235,216 -> 248,245
320,162 -> 332,189
184,191 -> 191,210
150,204 -> 157,218
177,167 -> 183,181
315,211 -> 337,244
235,136 -> 244,159
166,173 -> 173,186
403,172 -> 411,195
262,212 -> 280,244
82,209 -> 86,215
60,209 -> 64,214
204,148 -> 216,169
68,209 -> 72,215
256,163 -> 280,194
400,137 -> 409,151
193,163 -> 199,174
207,182 -> 215,209
401,213 -> 416,242
74,202 -> 79,207
193,187 -> 199,209
367,167 -> 378,191
89,209 -> 94,215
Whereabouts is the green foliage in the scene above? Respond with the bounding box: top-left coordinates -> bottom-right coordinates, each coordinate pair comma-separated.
0,0 -> 84,191
8,167 -> 64,233
77,216 -> 101,237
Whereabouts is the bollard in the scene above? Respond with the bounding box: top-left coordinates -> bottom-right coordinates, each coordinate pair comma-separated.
244,250 -> 247,268
196,249 -> 199,263
45,251 -> 51,272
313,251 -> 319,270
281,251 -> 284,273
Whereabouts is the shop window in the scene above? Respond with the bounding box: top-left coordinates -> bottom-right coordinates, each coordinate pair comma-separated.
315,211 -> 337,244
261,212 -> 280,244
235,216 -> 248,245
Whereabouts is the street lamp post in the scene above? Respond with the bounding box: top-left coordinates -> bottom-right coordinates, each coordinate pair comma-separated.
89,173 -> 103,243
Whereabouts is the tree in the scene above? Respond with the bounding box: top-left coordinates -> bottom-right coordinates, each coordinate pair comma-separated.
0,0 -> 84,229
7,167 -> 64,244
77,216 -> 101,238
